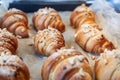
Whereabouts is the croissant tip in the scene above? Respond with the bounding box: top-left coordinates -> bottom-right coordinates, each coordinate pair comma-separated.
15,29 -> 29,38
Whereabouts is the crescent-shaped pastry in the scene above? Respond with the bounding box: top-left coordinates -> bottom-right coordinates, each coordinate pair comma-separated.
32,7 -> 65,32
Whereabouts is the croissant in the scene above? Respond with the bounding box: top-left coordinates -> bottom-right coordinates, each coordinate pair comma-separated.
95,50 -> 120,80
0,54 -> 30,80
75,24 -> 114,54
0,28 -> 18,54
70,4 -> 115,54
41,48 -> 94,80
32,7 -> 65,32
0,8 -> 29,38
34,27 -> 65,56
70,4 -> 95,28
0,47 -> 12,55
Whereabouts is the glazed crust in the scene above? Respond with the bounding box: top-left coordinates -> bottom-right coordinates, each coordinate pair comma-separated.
41,49 -> 93,80
0,55 -> 30,80
0,8 -> 29,38
70,4 -> 115,54
70,4 -> 95,28
0,29 -> 18,54
32,7 -> 65,32
95,50 -> 120,80
34,27 -> 65,56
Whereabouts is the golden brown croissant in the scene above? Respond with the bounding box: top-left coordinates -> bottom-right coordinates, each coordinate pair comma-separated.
32,7 -> 65,32
70,4 -> 95,28
95,50 -> 120,80
0,54 -> 30,80
0,8 -> 29,38
34,27 -> 65,56
70,4 -> 115,54
0,29 -> 18,54
75,24 -> 114,54
41,48 -> 94,80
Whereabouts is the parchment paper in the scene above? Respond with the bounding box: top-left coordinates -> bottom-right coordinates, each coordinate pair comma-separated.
0,0 -> 120,80
18,11 -> 86,80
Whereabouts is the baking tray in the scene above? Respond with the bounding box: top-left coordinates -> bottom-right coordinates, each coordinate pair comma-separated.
9,0 -> 93,12
1,0 -> 120,80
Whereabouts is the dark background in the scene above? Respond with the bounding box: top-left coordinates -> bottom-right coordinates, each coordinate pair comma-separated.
9,0 -> 120,13
9,0 -> 93,12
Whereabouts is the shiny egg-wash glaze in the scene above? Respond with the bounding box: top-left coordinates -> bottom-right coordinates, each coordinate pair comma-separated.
70,4 -> 115,54
33,7 -> 65,32
0,8 -> 29,38
41,49 -> 94,80
34,27 -> 65,56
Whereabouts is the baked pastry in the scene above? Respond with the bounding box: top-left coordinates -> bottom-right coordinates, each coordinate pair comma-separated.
0,8 -> 29,38
95,49 -> 120,80
34,27 -> 65,56
70,4 -> 95,28
70,4 -> 115,54
0,28 -> 18,54
75,24 -> 114,54
41,48 -> 94,80
0,54 -> 30,80
32,7 -> 65,32
0,47 -> 12,55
